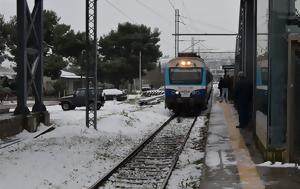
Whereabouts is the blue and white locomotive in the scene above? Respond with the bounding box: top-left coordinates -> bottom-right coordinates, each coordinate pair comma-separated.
164,53 -> 213,113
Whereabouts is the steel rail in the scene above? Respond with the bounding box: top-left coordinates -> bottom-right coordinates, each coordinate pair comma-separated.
0,126 -> 56,150
89,114 -> 177,189
161,116 -> 198,188
0,139 -> 23,149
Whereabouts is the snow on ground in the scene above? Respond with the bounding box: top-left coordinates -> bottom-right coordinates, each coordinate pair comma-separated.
0,101 -> 171,189
257,161 -> 300,169
167,116 -> 207,189
103,88 -> 123,95
1,100 -> 35,106
127,94 -> 140,100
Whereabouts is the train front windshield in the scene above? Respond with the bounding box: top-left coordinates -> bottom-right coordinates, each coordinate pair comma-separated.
169,68 -> 202,84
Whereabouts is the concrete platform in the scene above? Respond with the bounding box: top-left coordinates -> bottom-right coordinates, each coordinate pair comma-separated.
201,101 -> 243,189
202,96 -> 300,188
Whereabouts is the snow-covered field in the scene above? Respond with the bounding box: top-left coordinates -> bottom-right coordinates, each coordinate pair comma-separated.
0,101 -> 173,189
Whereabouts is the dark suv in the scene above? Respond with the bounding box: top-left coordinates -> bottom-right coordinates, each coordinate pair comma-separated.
59,88 -> 105,111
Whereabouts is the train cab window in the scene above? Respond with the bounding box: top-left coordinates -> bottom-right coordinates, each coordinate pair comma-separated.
169,68 -> 202,84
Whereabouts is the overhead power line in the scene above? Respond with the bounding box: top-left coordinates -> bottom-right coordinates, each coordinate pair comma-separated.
104,0 -> 135,23
200,51 -> 235,53
181,40 -> 205,52
181,16 -> 236,33
179,39 -> 205,42
174,2 -> 206,33
135,0 -> 173,25
178,1 -> 235,34
167,0 -> 176,10
172,33 -> 238,36
178,15 -> 208,33
199,42 -> 209,49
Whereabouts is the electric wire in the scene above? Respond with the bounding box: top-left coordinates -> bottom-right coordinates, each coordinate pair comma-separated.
181,40 -> 203,52
133,0 -> 176,55
135,0 -> 173,25
167,0 -> 176,10
182,16 -> 236,33
177,0 -> 206,33
104,0 -> 135,23
179,0 -> 236,34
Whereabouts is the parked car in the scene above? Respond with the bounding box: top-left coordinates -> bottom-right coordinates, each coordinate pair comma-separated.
103,89 -> 127,101
59,88 -> 105,111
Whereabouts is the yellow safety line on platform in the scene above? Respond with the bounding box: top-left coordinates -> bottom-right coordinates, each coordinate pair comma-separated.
220,102 -> 265,189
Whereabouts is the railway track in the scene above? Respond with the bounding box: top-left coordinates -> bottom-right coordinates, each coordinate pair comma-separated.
89,115 -> 198,189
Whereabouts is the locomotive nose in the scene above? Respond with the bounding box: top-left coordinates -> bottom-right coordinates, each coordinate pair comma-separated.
171,90 -> 180,95
191,90 -> 200,95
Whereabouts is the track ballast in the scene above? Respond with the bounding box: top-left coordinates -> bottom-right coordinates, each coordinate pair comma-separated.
89,116 -> 198,189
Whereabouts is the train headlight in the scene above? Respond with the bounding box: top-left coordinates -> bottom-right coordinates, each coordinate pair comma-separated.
175,91 -> 180,95
181,61 -> 186,66
187,61 -> 191,66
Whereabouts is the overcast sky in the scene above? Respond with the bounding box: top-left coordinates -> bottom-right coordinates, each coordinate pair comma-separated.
0,0 -> 240,57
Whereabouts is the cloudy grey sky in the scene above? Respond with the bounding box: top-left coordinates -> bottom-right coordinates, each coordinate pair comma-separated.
0,0 -> 240,57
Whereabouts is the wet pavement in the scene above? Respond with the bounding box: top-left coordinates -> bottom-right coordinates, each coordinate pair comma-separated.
201,101 -> 241,189
258,166 -> 300,189
202,96 -> 300,189
201,104 -> 240,189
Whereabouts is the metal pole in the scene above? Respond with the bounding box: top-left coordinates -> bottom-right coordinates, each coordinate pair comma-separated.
139,51 -> 142,92
192,37 -> 194,52
15,0 -> 46,114
93,0 -> 98,129
81,50 -> 85,88
177,10 -> 179,55
175,9 -> 179,57
174,9 -> 177,57
32,0 -> 46,113
85,0 -> 98,129
14,0 -> 29,115
85,0 -> 90,128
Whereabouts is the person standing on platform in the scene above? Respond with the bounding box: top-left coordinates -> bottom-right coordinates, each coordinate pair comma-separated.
234,72 -> 253,128
218,77 -> 224,97
221,75 -> 229,103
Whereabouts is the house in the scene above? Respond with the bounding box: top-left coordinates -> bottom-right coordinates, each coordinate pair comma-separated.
60,70 -> 84,95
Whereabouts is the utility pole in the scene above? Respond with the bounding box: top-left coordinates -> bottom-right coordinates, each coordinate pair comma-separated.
175,9 -> 179,57
81,50 -> 85,88
191,37 -> 195,53
139,51 -> 142,92
85,0 -> 98,129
